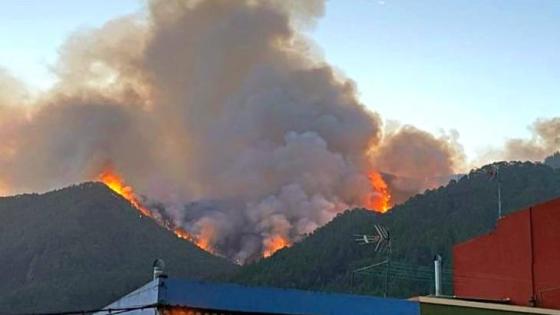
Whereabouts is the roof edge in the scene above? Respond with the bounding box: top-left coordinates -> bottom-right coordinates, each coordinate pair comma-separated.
412,296 -> 560,314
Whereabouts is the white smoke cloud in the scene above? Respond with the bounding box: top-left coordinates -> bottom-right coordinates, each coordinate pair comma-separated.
476,117 -> 560,165
502,118 -> 560,161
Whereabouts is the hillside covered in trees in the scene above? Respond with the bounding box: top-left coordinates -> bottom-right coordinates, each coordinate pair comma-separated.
228,161 -> 560,298
545,151 -> 560,169
0,183 -> 236,314
2,158 -> 560,312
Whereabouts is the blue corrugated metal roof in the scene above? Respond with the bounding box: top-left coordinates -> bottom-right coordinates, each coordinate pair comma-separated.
159,278 -> 420,315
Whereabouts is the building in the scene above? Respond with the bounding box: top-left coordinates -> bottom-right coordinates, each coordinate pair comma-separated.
96,275 -> 420,315
96,275 -> 560,315
412,296 -> 560,315
97,197 -> 560,315
453,197 -> 560,309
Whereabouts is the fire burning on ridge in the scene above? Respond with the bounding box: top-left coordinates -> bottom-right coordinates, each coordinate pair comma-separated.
96,166 -> 392,259
367,171 -> 392,213
263,235 -> 290,258
98,168 -> 152,217
0,0 -> 465,263
97,167 -> 216,253
174,227 -> 216,254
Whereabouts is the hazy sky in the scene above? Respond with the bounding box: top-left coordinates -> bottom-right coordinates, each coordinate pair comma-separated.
1,0 -> 559,159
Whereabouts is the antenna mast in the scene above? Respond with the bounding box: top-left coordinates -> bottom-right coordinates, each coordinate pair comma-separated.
353,224 -> 392,297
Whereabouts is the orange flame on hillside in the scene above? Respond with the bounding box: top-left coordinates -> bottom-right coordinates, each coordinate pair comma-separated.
174,227 -> 216,254
98,168 -> 152,217
366,171 -> 392,213
260,172 -> 391,258
96,167 -> 390,259
263,235 -> 290,258
173,227 -> 197,242
174,223 -> 217,254
97,167 -> 215,253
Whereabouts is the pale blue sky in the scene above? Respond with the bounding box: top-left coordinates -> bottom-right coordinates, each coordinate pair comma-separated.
1,0 -> 558,159
0,0 -> 141,89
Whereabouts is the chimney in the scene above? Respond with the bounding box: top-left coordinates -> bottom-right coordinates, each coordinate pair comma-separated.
153,259 -> 166,280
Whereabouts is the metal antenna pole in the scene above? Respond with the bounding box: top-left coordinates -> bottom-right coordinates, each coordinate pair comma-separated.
498,180 -> 502,219
384,238 -> 391,297
353,225 -> 391,297
491,165 -> 502,221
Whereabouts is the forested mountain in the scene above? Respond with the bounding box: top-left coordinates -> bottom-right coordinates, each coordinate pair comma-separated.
228,161 -> 560,298
0,183 -> 236,314
2,160 -> 559,312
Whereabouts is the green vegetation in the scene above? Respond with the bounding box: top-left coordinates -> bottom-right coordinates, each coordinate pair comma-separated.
0,183 -> 236,314
2,161 -> 560,312
545,152 -> 560,169
228,161 -> 560,298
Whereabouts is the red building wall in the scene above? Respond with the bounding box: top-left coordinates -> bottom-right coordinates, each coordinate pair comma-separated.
453,197 -> 560,309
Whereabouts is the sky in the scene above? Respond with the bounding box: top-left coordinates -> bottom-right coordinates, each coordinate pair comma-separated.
0,0 -> 559,160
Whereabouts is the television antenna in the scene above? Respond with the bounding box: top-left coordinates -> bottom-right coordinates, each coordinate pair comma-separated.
353,224 -> 392,297
487,164 -> 502,220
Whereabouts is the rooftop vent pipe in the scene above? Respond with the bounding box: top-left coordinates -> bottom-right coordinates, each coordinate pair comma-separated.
434,255 -> 442,297
153,258 -> 166,280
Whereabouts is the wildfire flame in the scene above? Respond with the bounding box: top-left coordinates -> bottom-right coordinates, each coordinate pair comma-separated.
173,227 -> 197,242
366,171 -> 392,213
96,166 -> 390,259
174,227 -> 216,254
261,172 -> 391,257
263,235 -> 290,258
97,167 -> 215,253
97,168 -> 152,217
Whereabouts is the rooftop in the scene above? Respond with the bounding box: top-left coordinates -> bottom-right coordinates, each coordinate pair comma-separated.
97,277 -> 419,315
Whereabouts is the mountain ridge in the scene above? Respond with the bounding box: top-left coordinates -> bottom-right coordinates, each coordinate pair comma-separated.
2,160 -> 560,312
227,161 -> 560,297
0,182 -> 236,313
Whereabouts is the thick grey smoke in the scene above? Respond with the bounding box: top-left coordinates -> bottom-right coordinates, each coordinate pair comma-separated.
0,0 -> 464,262
370,125 -> 465,199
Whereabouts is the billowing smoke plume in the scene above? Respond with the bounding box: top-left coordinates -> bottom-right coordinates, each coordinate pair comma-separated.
370,125 -> 465,201
476,117 -> 560,165
0,0 -> 464,262
501,118 -> 560,161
